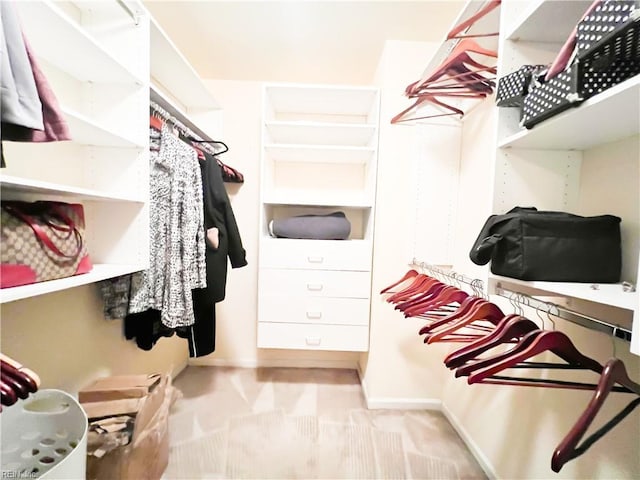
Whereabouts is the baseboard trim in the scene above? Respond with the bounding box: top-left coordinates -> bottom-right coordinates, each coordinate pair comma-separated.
356,365 -> 441,410
188,357 -> 359,370
441,403 -> 497,480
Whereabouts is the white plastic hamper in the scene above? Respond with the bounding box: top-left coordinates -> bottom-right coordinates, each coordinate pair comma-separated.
1,389 -> 88,479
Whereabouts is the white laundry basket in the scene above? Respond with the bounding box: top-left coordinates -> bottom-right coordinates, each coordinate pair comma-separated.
1,389 -> 88,479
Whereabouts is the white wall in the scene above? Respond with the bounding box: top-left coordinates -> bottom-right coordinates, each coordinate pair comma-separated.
0,286 -> 188,395
359,40 -> 462,404
189,79 -> 360,369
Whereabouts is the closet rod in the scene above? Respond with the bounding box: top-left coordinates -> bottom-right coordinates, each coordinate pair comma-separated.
411,259 -> 485,292
494,283 -> 632,342
150,87 -> 213,143
116,0 -> 140,25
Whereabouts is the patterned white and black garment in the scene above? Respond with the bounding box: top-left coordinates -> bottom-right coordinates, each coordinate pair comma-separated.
103,125 -> 206,328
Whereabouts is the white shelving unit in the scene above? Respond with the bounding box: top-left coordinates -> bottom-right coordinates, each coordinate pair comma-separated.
257,83 -> 380,352
148,12 -> 223,160
0,264 -> 144,304
1,0 -> 150,303
499,76 -> 640,150
149,16 -> 219,111
16,0 -> 145,85
491,0 -> 640,354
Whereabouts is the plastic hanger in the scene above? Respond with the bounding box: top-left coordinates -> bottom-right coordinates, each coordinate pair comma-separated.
551,358 -> 640,472
190,138 -> 229,155
446,0 -> 501,40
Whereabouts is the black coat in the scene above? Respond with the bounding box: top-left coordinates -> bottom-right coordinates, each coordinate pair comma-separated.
199,150 -> 247,302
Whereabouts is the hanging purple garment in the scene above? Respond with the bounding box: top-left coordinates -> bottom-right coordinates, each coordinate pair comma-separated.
2,34 -> 71,142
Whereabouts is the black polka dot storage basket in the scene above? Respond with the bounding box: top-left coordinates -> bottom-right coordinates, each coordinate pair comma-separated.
522,0 -> 639,129
496,65 -> 547,109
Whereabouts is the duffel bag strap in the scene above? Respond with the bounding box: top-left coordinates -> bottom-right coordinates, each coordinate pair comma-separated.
469,207 -> 538,265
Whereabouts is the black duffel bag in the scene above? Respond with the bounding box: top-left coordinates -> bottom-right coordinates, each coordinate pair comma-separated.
469,207 -> 621,283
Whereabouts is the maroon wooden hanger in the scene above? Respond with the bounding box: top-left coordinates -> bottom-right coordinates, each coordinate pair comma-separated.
380,269 -> 419,294
467,330 -> 605,385
424,301 -> 505,344
418,296 -> 485,334
403,287 -> 469,318
551,358 -> 640,472
444,314 -> 536,369
391,95 -> 465,124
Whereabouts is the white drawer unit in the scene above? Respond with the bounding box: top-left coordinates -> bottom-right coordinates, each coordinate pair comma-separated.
259,238 -> 372,271
259,269 -> 371,298
258,84 -> 380,351
257,322 -> 370,352
258,295 -> 370,326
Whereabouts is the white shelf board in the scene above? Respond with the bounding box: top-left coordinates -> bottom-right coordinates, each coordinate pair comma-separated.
260,235 -> 371,246
265,121 -> 376,147
506,0 -> 592,42
0,263 -> 145,304
490,275 -> 638,312
264,144 -> 375,164
266,85 -> 377,117
62,107 -> 144,148
14,0 -> 144,85
0,175 -> 145,203
263,191 -> 373,208
499,76 -> 640,150
150,85 -> 217,142
150,17 -> 219,110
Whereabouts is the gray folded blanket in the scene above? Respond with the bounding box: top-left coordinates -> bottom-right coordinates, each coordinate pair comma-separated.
269,211 -> 351,240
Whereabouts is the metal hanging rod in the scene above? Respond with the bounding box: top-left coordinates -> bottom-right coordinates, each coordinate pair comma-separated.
149,97 -> 217,155
494,283 -> 632,342
116,0 -> 141,25
410,258 -> 485,293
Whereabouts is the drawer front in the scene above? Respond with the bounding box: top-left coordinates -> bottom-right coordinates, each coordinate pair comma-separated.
260,239 -> 371,271
259,295 -> 370,326
259,269 -> 371,298
257,322 -> 369,352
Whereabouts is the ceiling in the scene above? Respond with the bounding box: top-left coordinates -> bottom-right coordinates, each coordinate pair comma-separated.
144,1 -> 465,85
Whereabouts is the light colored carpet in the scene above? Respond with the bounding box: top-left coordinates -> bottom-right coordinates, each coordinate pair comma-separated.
163,367 -> 486,480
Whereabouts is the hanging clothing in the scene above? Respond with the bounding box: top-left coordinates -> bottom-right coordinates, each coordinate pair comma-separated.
195,148 -> 247,302
1,2 -> 71,167
178,149 -> 247,357
0,2 -> 43,133
6,34 -> 71,142
128,124 -> 207,328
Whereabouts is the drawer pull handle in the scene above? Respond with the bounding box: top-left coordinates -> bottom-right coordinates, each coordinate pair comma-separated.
307,284 -> 323,291
305,337 -> 321,346
307,256 -> 324,264
306,311 -> 322,319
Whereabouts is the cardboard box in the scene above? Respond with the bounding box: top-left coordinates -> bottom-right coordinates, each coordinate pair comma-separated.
82,374 -> 174,480
79,373 -> 161,403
